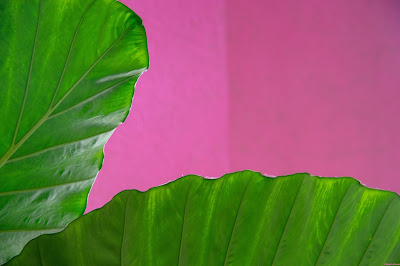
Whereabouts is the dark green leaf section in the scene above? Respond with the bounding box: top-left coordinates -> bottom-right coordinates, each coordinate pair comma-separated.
0,0 -> 148,263
8,171 -> 400,265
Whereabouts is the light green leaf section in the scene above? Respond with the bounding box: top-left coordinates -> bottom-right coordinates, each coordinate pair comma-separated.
0,0 -> 148,263
8,171 -> 400,265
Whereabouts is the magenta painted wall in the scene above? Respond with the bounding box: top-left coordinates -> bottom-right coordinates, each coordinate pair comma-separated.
86,0 -> 230,211
227,1 -> 400,191
87,0 -> 400,211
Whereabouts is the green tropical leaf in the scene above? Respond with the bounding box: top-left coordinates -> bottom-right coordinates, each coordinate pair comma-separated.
0,0 -> 148,263
7,171 -> 400,265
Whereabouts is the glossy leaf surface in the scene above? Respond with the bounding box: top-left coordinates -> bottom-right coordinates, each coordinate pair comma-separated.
8,171 -> 400,265
0,0 -> 148,263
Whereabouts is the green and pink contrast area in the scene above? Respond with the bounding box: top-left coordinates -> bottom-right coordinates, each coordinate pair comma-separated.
0,0 -> 399,265
89,0 -> 400,211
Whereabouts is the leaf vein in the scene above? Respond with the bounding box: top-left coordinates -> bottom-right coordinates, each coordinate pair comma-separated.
48,75 -> 136,120
48,0 -> 97,109
11,0 -> 42,145
0,23 -> 136,169
0,177 -> 95,197
6,129 -> 114,164
120,193 -> 131,266
0,228 -> 63,234
177,181 -> 194,266
270,178 -> 305,265
223,176 -> 253,265
357,197 -> 396,265
314,183 -> 353,265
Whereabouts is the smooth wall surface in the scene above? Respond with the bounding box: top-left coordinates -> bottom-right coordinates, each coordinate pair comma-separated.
87,0 -> 230,211
228,0 -> 400,191
87,0 -> 400,211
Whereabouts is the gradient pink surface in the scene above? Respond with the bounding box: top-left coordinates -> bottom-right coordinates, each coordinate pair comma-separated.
86,0 -> 400,212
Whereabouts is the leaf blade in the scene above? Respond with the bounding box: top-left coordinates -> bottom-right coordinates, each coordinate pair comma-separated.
8,171 -> 400,265
0,0 -> 148,263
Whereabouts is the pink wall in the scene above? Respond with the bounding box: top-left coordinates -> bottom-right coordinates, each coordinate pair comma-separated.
228,0 -> 400,191
87,0 -> 400,211
86,0 -> 230,211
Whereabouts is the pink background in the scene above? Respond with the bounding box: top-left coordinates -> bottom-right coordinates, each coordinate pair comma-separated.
87,0 -> 400,212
